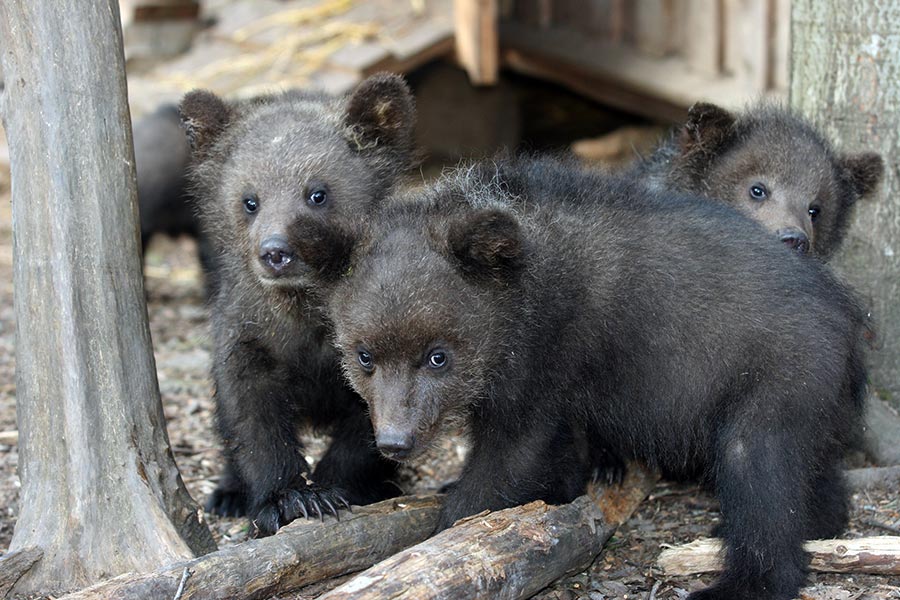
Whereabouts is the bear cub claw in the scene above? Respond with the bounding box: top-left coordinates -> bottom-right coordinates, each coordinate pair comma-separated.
252,484 -> 352,537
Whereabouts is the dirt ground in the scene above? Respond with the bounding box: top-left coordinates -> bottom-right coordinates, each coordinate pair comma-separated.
0,158 -> 897,599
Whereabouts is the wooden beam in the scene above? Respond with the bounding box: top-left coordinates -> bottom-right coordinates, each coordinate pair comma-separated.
454,0 -> 499,85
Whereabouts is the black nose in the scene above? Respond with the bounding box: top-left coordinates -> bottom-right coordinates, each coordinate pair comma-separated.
376,429 -> 414,460
259,235 -> 295,272
778,229 -> 810,255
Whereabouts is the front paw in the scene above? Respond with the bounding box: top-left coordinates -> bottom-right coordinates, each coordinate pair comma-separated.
251,484 -> 352,537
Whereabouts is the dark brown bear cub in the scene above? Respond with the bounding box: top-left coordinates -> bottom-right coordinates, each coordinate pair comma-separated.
632,103 -> 883,258
319,157 -> 866,600
179,74 -> 416,536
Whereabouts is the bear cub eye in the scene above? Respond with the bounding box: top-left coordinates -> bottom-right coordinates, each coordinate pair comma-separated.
749,183 -> 768,201
357,349 -> 374,372
427,350 -> 448,370
808,205 -> 821,222
308,187 -> 328,207
243,194 -> 259,214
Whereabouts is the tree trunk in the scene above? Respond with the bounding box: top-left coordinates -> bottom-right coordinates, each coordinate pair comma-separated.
790,0 -> 900,464
790,1 -> 900,462
0,1 -> 215,595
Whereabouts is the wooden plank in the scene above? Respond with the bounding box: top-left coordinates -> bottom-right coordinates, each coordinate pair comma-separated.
633,0 -> 681,58
554,0 -> 630,42
722,0 -> 770,91
363,23 -> 456,78
682,0 -> 722,76
770,0 -> 791,90
454,0 -> 499,85
500,22 -> 785,121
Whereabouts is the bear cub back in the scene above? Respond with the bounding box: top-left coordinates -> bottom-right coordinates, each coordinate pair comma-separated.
313,156 -> 867,600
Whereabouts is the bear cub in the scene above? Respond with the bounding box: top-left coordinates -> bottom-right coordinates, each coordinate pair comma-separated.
631,103 -> 883,258
315,157 -> 867,600
133,103 -> 216,293
179,74 -> 416,536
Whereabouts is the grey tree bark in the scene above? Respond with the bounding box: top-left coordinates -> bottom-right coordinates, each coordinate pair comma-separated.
0,1 -> 215,595
791,1 -> 900,464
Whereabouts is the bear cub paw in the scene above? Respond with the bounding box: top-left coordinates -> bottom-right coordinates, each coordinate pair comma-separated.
252,484 -> 352,537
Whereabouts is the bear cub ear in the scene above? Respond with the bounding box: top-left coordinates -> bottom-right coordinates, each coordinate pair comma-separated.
344,73 -> 416,157
179,90 -> 234,156
447,209 -> 524,283
678,102 -> 736,156
838,152 -> 884,203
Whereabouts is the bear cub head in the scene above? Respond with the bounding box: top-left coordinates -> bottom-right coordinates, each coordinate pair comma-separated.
179,74 -> 416,291
658,103 -> 883,259
321,188 -> 526,461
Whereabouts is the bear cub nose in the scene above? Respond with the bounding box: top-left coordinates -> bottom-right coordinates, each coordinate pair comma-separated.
376,429 -> 414,460
778,228 -> 810,255
259,235 -> 295,273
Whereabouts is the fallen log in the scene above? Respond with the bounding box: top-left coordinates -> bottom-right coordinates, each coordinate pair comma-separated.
57,495 -> 441,600
846,466 -> 900,491
0,547 -> 43,597
318,464 -> 659,600
658,536 -> 900,576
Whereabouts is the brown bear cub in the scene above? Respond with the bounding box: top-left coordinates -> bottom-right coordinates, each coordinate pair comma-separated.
179,74 -> 416,536
309,157 -> 867,600
631,103 -> 883,258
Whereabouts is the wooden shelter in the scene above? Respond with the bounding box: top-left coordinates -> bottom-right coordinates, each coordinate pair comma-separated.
123,0 -> 788,122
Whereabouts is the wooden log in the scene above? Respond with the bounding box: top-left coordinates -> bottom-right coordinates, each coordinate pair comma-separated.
0,430 -> 17,445
318,465 -> 659,600
57,496 -> 441,600
0,1 -> 215,595
658,536 -> 900,576
454,0 -> 499,85
0,547 -> 42,597
846,465 -> 900,491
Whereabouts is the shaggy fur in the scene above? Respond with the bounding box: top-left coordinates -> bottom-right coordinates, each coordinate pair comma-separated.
631,103 -> 884,259
134,104 -> 214,284
317,157 -> 867,600
180,73 -> 416,536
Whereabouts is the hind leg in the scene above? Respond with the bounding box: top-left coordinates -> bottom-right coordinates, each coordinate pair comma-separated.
804,464 -> 849,540
206,459 -> 249,517
689,426 -> 813,600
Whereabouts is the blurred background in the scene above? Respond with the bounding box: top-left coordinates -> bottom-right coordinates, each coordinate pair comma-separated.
116,0 -> 788,167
